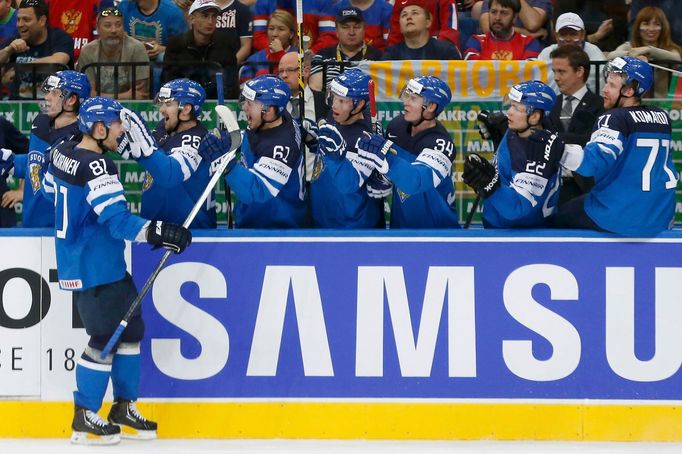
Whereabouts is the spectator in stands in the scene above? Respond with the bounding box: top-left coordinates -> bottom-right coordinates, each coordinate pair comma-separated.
118,0 -> 187,61
252,0 -> 336,53
0,0 -> 73,99
383,0 -> 462,60
537,13 -> 605,94
240,9 -> 296,84
478,0 -> 552,47
0,0 -> 19,48
386,0 -> 460,49
609,6 -> 681,98
214,0 -> 253,65
333,0 -> 391,50
547,46 -> 603,206
629,0 -> 681,52
309,7 -> 382,93
76,7 -> 150,100
0,115 -> 28,227
464,0 -> 540,60
46,0 -> 99,61
163,0 -> 238,99
278,51 -> 315,121
278,50 -> 318,180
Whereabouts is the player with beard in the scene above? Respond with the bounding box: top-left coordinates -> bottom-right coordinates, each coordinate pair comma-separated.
114,78 -> 218,228
555,57 -> 678,236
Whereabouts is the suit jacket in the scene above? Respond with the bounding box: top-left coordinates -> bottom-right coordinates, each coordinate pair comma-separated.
548,88 -> 604,147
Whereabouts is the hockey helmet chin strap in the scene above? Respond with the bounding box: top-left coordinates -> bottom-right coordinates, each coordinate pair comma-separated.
95,124 -> 112,152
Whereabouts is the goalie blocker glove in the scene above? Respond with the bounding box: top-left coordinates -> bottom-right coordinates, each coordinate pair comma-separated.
146,220 -> 192,253
463,153 -> 500,198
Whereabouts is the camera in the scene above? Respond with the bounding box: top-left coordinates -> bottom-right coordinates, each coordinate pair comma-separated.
477,110 -> 508,149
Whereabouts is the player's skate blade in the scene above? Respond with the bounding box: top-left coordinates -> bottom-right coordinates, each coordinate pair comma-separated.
108,399 -> 158,440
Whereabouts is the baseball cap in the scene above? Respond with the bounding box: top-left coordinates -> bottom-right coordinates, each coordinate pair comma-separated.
188,0 -> 220,15
555,13 -> 585,32
336,7 -> 364,23
395,0 -> 428,13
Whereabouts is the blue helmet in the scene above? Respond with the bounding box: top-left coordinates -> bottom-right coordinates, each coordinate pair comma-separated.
240,75 -> 290,114
78,96 -> 123,134
41,70 -> 90,101
329,68 -> 370,107
401,76 -> 451,116
156,78 -> 206,118
603,56 -> 653,96
507,80 -> 556,115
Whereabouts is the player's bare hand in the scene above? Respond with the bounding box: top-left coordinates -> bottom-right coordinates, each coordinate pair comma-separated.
1,189 -> 22,208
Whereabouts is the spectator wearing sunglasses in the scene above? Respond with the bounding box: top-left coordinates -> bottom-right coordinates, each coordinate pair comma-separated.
76,7 -> 150,99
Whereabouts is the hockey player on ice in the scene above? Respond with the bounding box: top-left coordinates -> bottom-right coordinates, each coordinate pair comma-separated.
42,96 -> 191,445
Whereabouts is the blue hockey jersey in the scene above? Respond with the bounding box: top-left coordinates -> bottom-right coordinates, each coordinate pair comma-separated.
576,106 -> 678,236
42,141 -> 147,291
12,113 -> 81,227
226,112 -> 306,228
482,129 -> 562,228
310,116 -> 382,228
384,115 -> 459,229
138,122 -> 215,228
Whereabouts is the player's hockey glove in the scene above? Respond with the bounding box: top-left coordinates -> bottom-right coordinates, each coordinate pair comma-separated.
0,148 -> 15,177
199,129 -> 236,176
146,220 -> 192,254
317,124 -> 346,160
463,153 -> 499,199
477,110 -> 508,149
366,171 -> 392,199
358,132 -> 392,174
301,118 -> 319,147
119,108 -> 157,159
527,129 -> 565,176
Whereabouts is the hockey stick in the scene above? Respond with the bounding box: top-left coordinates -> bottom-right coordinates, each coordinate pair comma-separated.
101,107 -> 242,359
647,62 -> 682,76
368,78 -> 392,229
295,0 -> 308,184
215,72 -> 233,228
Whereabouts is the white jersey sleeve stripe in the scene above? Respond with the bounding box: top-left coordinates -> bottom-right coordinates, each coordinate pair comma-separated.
597,143 -> 619,161
92,194 -> 127,216
43,171 -> 55,194
249,168 -> 280,197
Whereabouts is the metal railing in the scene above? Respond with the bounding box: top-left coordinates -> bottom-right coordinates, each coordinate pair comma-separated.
3,58 -> 681,101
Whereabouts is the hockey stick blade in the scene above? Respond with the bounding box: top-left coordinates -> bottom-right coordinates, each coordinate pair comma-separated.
101,110 -> 243,359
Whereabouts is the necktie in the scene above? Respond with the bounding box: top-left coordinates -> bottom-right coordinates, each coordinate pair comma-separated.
560,95 -> 574,131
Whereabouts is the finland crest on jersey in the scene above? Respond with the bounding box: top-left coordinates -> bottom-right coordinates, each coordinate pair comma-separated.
28,151 -> 46,194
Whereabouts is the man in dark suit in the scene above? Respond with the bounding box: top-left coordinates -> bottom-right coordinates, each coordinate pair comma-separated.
548,45 -> 604,206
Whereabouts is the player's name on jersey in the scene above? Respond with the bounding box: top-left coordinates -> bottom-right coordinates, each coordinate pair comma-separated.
52,150 -> 81,176
628,110 -> 670,125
